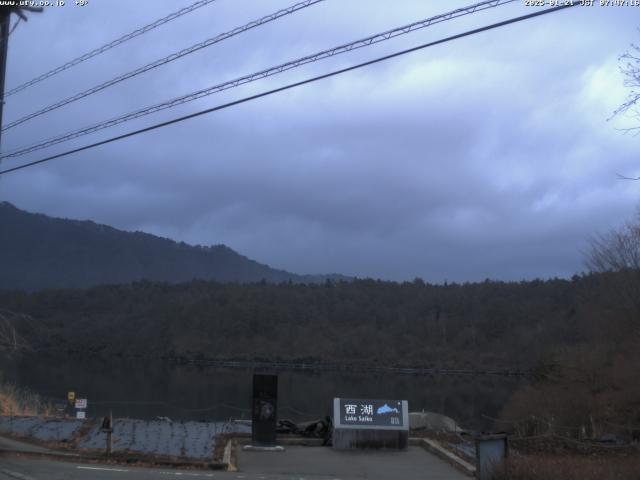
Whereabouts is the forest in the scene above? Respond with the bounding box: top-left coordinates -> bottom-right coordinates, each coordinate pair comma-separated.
0,275 -> 591,368
1,213 -> 639,441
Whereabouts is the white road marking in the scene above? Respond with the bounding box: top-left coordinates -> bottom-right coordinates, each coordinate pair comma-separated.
0,468 -> 36,480
76,466 -> 216,477
76,466 -> 130,472
156,471 -> 215,477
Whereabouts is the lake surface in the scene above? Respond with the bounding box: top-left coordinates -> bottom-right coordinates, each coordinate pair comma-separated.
2,355 -> 525,430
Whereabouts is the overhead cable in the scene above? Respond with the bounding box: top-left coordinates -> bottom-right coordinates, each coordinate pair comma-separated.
2,0 -> 325,132
3,0 -> 220,99
0,3 -> 580,177
1,0 -> 516,158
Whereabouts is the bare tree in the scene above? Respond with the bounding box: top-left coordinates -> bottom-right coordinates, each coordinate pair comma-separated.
586,217 -> 640,272
610,39 -> 640,181
0,309 -> 33,356
613,40 -> 640,136
585,214 -> 640,339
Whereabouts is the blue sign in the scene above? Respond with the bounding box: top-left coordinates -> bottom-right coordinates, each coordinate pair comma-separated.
334,398 -> 408,429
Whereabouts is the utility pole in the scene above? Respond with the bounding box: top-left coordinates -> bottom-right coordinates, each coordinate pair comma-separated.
107,410 -> 113,455
0,6 -> 43,154
0,8 -> 10,153
101,411 -> 113,455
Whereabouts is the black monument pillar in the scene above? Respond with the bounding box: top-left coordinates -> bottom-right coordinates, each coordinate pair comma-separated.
251,374 -> 278,447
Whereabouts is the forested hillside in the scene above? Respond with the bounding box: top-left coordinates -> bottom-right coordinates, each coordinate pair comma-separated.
0,202 -> 346,290
2,203 -> 638,438
2,259 -> 638,438
0,275 -> 601,369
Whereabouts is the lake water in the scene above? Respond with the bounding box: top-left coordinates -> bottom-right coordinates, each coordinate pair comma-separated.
2,355 -> 525,430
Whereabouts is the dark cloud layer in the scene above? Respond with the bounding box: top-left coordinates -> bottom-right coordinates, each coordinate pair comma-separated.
1,1 -> 639,281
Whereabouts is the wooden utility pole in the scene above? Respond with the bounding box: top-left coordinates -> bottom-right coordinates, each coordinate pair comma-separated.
0,6 -> 43,152
107,410 -> 113,454
101,411 -> 113,455
0,8 -> 10,152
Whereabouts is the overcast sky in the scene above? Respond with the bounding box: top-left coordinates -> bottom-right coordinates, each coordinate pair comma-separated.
1,0 -> 638,282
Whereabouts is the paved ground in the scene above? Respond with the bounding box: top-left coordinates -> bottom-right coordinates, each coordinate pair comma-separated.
0,434 -> 52,454
0,447 -> 469,480
238,446 -> 468,479
0,435 -> 468,479
0,457 -> 222,480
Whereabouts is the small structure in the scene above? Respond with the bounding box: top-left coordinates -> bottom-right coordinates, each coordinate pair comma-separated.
333,398 -> 408,450
244,374 -> 283,451
474,434 -> 508,480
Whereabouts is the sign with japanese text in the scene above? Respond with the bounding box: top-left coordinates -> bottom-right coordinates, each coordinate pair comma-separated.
334,398 -> 408,430
75,398 -> 87,409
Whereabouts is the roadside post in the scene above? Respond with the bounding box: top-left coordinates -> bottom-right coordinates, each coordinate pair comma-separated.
244,374 -> 283,451
55,402 -> 66,418
101,412 -> 113,455
333,398 -> 409,450
474,434 -> 508,480
66,391 -> 75,418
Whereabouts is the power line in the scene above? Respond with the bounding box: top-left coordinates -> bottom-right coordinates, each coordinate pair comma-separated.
1,0 -> 517,160
0,7 -> 43,160
0,3 -> 578,177
2,0 -> 219,99
1,0 -> 325,132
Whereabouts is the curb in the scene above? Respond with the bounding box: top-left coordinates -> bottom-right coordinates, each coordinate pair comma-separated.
0,448 -> 228,470
411,437 -> 476,477
223,440 -> 236,472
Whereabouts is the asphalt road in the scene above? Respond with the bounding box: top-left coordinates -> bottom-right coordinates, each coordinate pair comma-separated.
0,449 -> 468,480
239,446 -> 468,479
0,457 -> 228,480
0,437 -> 51,455
0,456 -> 344,480
0,434 -> 468,479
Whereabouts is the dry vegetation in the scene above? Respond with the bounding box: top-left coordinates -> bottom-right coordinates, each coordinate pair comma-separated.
0,309 -> 33,355
492,454 -> 640,480
0,380 -> 52,416
497,215 -> 640,444
0,309 -> 49,416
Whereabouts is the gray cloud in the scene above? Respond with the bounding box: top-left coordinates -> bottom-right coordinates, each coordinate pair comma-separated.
1,0 -> 639,282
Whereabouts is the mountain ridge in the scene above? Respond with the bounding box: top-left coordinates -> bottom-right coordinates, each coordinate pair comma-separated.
0,201 -> 349,290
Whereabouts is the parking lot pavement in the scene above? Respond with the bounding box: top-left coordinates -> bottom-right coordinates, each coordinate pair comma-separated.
0,434 -> 53,454
237,445 -> 469,480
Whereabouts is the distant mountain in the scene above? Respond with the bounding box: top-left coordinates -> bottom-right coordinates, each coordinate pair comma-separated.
0,202 -> 349,291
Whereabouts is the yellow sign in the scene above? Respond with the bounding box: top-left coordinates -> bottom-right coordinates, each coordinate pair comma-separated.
67,391 -> 75,402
